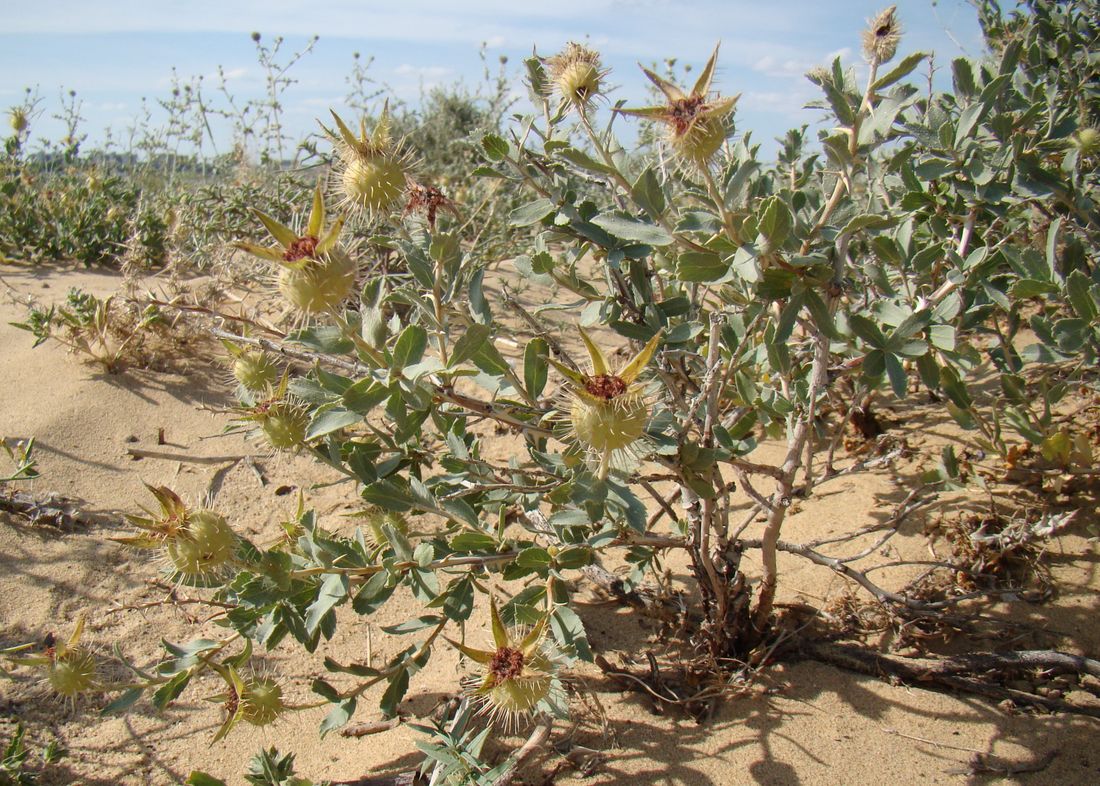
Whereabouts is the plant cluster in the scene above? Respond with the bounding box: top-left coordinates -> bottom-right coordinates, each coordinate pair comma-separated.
2,1 -> 1099,783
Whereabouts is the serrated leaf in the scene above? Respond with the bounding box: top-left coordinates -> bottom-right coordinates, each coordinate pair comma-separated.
757,196 -> 793,249
481,133 -> 509,161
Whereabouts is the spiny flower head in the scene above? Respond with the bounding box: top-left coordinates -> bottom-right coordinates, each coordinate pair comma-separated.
222,340 -> 280,393
553,329 -> 662,480
8,108 -> 29,134
323,105 -> 412,221
118,485 -> 238,581
617,44 -> 737,167
447,600 -> 560,729
237,374 -> 311,452
862,6 -> 901,65
210,666 -> 288,742
544,42 -> 607,110
235,185 -> 358,316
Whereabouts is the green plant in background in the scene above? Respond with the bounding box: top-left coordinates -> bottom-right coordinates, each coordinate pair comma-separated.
2,1 -> 1099,782
0,437 -> 39,483
11,288 -> 163,373
0,724 -> 65,786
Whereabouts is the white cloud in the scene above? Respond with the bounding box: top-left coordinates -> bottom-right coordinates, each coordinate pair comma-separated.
394,64 -> 454,79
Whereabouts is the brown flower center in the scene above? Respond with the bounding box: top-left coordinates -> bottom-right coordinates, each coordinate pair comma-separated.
584,374 -> 627,401
283,235 -> 319,262
489,646 -> 525,682
669,95 -> 707,135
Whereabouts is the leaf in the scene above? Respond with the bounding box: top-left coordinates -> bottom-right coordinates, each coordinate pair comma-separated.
450,531 -> 498,552
952,57 -> 976,100
392,325 -> 427,373
872,51 -> 928,90
556,146 -> 612,175
449,323 -> 491,368
101,687 -> 144,716
186,773 -> 228,786
305,573 -> 349,636
676,251 -> 730,283
848,315 -> 888,349
1046,216 -> 1062,281
481,133 -> 509,162
287,326 -> 354,355
840,213 -> 895,236
523,338 -> 549,399
152,671 -> 191,710
509,199 -> 555,227
342,378 -> 390,415
550,605 -> 592,661
319,697 -> 356,738
757,196 -> 793,250
884,353 -> 908,398
631,166 -> 666,217
590,213 -> 673,246
380,615 -> 443,635
469,268 -> 491,324
954,101 -> 988,148
306,407 -> 361,440
380,668 -> 409,719
1066,271 -> 1098,321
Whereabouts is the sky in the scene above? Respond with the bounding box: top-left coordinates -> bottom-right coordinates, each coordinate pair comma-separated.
1,1 -> 988,161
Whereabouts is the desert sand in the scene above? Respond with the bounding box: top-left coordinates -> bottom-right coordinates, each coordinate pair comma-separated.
1,263 -> 1098,785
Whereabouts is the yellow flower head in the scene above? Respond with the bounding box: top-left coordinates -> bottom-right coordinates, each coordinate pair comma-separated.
544,42 -> 608,111
236,374 -> 311,452
234,184 -> 358,316
210,665 -> 288,742
553,329 -> 662,480
324,105 -> 413,221
447,601 -> 561,729
617,44 -> 738,167
118,485 -> 238,582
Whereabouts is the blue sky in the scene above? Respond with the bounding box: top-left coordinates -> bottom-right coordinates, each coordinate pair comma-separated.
2,1 -> 986,160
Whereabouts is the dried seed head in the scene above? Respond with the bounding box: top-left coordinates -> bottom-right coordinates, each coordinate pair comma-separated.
570,382 -> 648,454
340,156 -> 407,216
616,44 -> 736,168
546,43 -> 606,108
449,602 -> 561,730
862,6 -> 901,65
554,329 -> 662,479
354,506 -> 410,548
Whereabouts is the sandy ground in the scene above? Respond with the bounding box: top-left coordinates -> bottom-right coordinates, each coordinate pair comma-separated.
1,263 -> 1098,785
